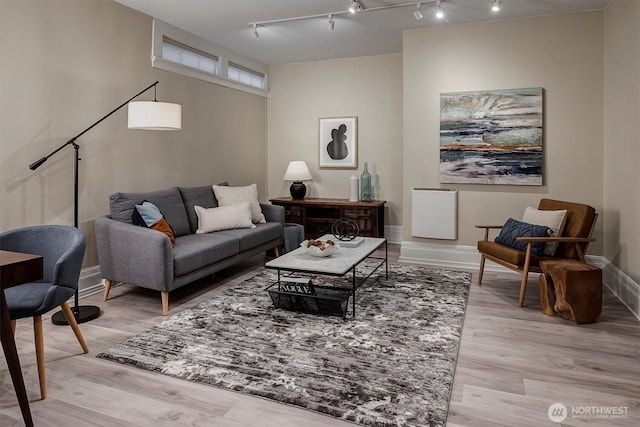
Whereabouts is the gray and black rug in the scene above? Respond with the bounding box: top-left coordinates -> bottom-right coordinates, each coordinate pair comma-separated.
97,263 -> 471,426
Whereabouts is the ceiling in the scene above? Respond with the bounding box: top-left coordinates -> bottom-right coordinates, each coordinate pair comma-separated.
113,0 -> 610,65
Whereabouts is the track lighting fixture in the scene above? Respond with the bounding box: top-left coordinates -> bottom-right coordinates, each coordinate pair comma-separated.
492,0 -> 501,12
413,3 -> 424,21
436,0 -> 444,19
248,1 -> 458,38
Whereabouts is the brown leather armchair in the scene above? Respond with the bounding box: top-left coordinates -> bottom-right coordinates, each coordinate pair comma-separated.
476,198 -> 598,306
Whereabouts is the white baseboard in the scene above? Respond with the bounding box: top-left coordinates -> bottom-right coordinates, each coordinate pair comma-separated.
398,241 -> 483,272
384,225 -> 403,244
399,240 -> 640,320
78,266 -> 105,299
592,257 -> 640,321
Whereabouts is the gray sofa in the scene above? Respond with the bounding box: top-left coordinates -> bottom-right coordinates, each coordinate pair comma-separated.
95,185 -> 284,315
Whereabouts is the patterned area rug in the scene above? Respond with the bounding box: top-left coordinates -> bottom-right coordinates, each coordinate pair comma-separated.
97,263 -> 471,426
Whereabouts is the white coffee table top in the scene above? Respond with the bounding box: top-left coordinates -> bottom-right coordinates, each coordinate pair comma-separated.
265,234 -> 386,276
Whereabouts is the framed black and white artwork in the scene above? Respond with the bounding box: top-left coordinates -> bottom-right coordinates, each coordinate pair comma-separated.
319,116 -> 358,169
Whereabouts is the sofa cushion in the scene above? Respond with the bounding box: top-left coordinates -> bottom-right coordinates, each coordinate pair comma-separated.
179,182 -> 229,234
217,222 -> 282,252
494,218 -> 552,256
213,183 -> 266,224
172,233 -> 239,277
132,200 -> 176,247
110,187 -> 191,237
194,203 -> 255,234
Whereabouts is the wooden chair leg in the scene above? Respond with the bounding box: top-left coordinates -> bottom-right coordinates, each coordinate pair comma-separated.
60,302 -> 89,354
161,291 -> 169,315
33,315 -> 46,400
518,244 -> 533,307
11,320 -> 16,335
103,279 -> 112,301
518,272 -> 530,307
478,255 -> 486,286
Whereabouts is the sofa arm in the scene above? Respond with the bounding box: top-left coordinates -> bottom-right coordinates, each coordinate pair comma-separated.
261,203 -> 285,225
95,216 -> 174,291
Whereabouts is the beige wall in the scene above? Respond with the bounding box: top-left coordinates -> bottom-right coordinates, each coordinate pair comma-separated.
604,0 -> 640,283
267,54 -> 403,225
403,12 -> 605,253
0,0 -> 267,266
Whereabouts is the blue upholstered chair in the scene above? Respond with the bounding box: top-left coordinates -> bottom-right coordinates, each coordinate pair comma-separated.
0,225 -> 89,399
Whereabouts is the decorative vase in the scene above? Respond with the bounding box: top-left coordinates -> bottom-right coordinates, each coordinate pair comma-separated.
349,175 -> 359,202
360,162 -> 372,201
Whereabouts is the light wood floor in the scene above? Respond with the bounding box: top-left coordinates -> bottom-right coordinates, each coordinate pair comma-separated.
1,245 -> 638,426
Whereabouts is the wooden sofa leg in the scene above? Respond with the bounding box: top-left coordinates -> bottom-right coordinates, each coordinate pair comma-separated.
478,255 -> 486,286
103,279 -> 112,301
161,291 -> 169,315
11,320 -> 16,335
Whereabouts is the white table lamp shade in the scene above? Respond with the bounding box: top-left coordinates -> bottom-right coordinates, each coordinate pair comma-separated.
128,101 -> 182,130
283,161 -> 312,181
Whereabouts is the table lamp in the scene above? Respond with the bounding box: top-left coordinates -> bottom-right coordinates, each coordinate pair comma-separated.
283,161 -> 312,199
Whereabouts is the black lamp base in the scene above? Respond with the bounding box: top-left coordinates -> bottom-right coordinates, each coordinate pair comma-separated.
51,305 -> 101,325
289,181 -> 307,199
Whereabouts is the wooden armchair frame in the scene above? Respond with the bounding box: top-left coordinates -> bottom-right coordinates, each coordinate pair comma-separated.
476,200 -> 598,307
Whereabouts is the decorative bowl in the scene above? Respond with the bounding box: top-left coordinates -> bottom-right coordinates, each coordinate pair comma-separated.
300,239 -> 340,257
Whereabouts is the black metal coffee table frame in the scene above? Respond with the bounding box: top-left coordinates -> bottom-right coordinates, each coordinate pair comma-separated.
265,237 -> 388,318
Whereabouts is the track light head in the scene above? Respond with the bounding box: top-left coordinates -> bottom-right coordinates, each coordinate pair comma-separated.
413,3 -> 424,20
252,23 -> 259,39
328,14 -> 335,30
349,0 -> 359,14
492,0 -> 501,12
436,0 -> 444,19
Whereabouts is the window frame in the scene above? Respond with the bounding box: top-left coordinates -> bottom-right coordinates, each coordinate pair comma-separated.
162,37 -> 220,76
228,61 -> 266,90
152,19 -> 269,97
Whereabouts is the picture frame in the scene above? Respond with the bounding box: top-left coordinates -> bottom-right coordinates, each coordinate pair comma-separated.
439,87 -> 543,185
319,116 -> 358,169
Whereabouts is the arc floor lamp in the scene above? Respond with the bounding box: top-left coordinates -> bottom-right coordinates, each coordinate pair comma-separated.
29,80 -> 181,325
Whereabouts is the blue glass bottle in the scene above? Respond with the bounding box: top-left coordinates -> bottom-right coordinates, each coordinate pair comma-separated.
360,162 -> 372,201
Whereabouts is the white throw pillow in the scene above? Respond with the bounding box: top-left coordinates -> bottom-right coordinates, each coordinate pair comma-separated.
522,206 -> 567,256
212,183 -> 266,224
194,202 -> 256,234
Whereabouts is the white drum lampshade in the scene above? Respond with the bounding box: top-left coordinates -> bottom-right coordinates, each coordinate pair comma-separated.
128,101 -> 182,130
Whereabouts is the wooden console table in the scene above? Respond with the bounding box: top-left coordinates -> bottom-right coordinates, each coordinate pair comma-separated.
270,197 -> 385,240
1,250 -> 43,427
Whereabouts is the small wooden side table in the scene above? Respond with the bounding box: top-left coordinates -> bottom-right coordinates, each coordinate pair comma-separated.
1,250 -> 43,427
539,259 -> 602,324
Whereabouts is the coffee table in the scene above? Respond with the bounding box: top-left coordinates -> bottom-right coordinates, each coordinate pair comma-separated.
265,235 -> 388,317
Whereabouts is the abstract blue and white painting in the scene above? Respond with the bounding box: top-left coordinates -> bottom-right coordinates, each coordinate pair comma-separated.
440,87 -> 543,185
